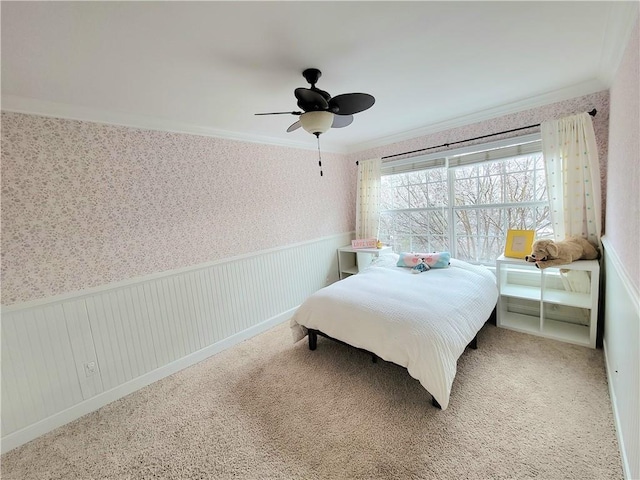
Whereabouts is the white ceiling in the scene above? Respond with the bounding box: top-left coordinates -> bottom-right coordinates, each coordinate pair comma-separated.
1,1 -> 637,153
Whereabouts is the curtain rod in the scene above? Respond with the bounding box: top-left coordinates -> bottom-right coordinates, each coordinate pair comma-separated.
356,108 -> 597,164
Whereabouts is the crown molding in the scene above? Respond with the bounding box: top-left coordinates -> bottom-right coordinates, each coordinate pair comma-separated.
0,70 -> 614,157
345,78 -> 607,154
597,1 -> 639,86
0,95 -> 347,154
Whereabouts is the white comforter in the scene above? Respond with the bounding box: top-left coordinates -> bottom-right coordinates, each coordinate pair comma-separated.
290,257 -> 498,409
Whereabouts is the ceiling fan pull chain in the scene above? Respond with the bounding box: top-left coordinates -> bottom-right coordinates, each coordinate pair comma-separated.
316,135 -> 323,177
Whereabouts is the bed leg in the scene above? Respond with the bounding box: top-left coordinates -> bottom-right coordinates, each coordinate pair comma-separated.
308,330 -> 317,351
469,334 -> 478,350
431,396 -> 442,409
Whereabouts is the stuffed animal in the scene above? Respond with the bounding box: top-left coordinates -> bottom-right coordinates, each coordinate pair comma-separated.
524,236 -> 599,269
411,259 -> 431,274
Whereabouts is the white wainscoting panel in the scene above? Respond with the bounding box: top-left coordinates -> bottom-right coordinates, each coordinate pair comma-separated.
1,305 -> 85,435
1,232 -> 352,453
601,236 -> 639,480
63,299 -> 104,400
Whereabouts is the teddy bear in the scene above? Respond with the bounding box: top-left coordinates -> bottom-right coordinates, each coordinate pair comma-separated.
524,236 -> 599,269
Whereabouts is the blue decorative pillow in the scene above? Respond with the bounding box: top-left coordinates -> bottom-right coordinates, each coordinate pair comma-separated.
397,252 -> 451,269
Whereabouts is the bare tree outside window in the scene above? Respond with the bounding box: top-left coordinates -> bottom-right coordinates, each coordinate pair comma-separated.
379,153 -> 550,265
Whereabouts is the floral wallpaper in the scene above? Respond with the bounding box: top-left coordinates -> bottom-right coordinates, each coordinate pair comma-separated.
0,89 -> 616,306
606,18 -> 639,289
1,113 -> 355,305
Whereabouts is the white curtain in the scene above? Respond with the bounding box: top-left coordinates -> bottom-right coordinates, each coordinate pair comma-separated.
541,112 -> 601,296
541,112 -> 602,244
355,158 -> 382,240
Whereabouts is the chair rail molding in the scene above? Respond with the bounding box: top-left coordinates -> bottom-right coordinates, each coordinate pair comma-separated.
1,231 -> 352,453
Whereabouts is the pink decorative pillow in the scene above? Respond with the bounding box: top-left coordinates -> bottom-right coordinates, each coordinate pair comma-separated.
396,252 -> 451,269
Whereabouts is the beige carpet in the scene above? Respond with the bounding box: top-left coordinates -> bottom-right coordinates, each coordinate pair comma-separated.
1,322 -> 622,479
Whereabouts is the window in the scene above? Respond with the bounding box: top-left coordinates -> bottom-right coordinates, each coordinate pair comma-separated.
379,134 -> 550,265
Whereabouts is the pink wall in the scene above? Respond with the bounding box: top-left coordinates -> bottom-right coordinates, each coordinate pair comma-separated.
605,18 -> 639,290
1,89 -> 616,306
1,113 -> 355,305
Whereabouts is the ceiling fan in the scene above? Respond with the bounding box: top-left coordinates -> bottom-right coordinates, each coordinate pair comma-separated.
255,68 -> 375,137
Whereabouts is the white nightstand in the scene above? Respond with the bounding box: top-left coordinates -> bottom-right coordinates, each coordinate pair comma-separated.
496,254 -> 599,348
337,246 -> 392,280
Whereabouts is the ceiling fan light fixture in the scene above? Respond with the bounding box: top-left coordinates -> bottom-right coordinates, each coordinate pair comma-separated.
300,111 -> 334,135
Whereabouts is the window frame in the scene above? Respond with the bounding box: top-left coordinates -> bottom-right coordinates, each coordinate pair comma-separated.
379,133 -> 549,265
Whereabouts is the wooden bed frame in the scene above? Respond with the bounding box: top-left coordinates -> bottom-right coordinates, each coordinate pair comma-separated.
306,309 -> 496,409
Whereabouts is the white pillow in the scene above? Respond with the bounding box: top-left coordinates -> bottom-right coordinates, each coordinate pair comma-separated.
369,252 -> 400,269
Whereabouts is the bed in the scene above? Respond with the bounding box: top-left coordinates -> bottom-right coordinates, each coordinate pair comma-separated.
290,253 -> 498,409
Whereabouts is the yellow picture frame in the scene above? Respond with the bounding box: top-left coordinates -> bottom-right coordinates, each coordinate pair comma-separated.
504,229 -> 535,259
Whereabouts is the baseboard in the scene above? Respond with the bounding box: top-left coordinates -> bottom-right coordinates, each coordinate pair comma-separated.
1,231 -> 351,452
0,308 -> 295,454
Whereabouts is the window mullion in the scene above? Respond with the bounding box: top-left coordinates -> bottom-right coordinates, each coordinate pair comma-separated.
447,159 -> 456,259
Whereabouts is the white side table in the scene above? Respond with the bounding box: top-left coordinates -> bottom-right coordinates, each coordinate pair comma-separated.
496,254 -> 599,348
337,246 -> 392,280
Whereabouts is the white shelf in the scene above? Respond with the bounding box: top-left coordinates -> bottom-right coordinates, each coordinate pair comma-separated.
337,246 -> 390,254
497,254 -> 599,271
501,284 -> 541,301
542,289 -> 591,309
500,313 -> 591,347
496,255 -> 599,348
542,319 -> 591,347
499,311 -> 541,334
342,266 -> 359,275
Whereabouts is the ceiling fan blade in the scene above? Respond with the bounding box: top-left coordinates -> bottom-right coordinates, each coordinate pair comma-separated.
331,114 -> 353,128
255,111 -> 302,116
313,87 -> 331,101
329,93 -> 375,115
287,120 -> 301,132
295,88 -> 329,111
